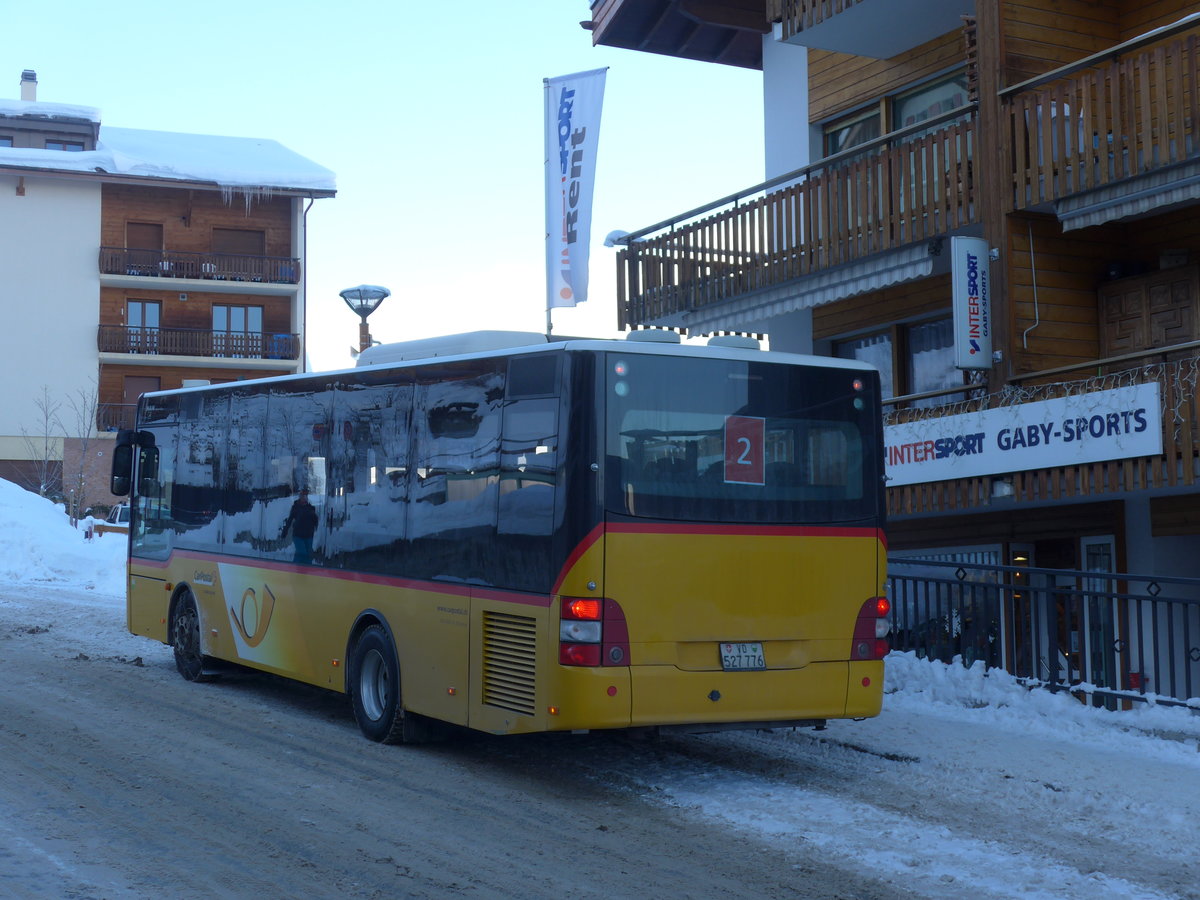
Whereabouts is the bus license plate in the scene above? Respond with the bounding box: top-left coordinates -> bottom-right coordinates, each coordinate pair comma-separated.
720,642 -> 766,671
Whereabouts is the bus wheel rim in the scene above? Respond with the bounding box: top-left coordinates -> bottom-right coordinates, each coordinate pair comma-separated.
360,648 -> 389,721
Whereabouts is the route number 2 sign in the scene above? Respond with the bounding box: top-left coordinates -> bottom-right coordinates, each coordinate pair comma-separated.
724,415 -> 765,484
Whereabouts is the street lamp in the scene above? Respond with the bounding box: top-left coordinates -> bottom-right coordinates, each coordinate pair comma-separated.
339,284 -> 390,353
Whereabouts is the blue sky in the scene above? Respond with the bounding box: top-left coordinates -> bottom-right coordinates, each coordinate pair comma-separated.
9,0 -> 764,370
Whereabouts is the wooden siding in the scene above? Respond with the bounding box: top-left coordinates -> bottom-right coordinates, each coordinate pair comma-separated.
808,31 -> 964,123
888,499 -> 1124,551
813,273 -> 950,339
1007,213 -> 1116,375
98,363 -> 291,424
1002,0 -> 1121,86
100,184 -> 293,258
1118,0 -> 1199,40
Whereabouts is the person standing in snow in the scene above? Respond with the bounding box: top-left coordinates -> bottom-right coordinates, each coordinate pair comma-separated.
280,488 -> 318,564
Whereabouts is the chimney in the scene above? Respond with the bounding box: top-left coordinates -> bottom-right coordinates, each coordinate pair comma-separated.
20,69 -> 36,102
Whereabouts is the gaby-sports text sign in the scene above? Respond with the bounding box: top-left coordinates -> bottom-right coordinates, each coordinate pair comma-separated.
885,383 -> 1162,486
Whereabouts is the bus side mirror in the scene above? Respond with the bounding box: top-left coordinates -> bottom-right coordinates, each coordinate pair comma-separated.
110,431 -> 135,496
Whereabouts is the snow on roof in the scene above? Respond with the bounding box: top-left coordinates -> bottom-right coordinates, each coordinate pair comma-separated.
0,97 -> 100,122
0,98 -> 335,193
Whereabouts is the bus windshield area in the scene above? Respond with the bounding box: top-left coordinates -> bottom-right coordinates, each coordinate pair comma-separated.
604,353 -> 881,525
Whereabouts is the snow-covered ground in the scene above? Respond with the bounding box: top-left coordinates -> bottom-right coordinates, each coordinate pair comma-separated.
3,478 -> 1199,899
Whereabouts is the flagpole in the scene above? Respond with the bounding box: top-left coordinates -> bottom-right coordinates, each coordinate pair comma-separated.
543,76 -> 554,339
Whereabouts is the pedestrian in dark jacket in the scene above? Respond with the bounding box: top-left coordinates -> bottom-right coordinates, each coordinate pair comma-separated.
280,489 -> 318,564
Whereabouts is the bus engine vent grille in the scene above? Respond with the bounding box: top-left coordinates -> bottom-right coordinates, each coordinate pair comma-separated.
482,611 -> 538,716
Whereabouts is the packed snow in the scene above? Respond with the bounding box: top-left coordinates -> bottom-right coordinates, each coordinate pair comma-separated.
2,477 -> 1198,898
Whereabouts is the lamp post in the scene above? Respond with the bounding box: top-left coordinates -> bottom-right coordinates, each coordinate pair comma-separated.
339,284 -> 390,353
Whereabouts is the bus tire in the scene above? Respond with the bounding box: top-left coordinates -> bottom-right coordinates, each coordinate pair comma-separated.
172,590 -> 215,683
348,625 -> 430,744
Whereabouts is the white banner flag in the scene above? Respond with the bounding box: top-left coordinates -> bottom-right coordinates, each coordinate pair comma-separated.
544,68 -> 606,310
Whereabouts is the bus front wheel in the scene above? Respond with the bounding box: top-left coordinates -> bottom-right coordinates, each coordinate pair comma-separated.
347,625 -> 430,744
172,591 -> 215,683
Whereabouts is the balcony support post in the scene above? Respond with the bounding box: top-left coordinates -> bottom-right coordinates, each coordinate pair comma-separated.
974,3 -> 1010,392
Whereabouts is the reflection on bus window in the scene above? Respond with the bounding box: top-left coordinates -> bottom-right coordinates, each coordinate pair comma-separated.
605,354 -> 875,524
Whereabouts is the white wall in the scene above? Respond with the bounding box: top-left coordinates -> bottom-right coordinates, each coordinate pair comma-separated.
758,34 -> 815,354
762,33 -> 811,181
0,173 -> 101,445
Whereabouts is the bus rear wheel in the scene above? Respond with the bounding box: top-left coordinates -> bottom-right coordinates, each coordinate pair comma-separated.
348,625 -> 430,744
172,591 -> 215,683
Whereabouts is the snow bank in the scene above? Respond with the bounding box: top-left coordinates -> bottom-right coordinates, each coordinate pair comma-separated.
0,479 -> 126,594
886,651 -> 1200,745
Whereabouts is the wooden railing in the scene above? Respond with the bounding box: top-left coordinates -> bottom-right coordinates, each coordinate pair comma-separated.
774,0 -> 866,41
97,404 -> 136,432
1006,19 -> 1200,210
99,247 -> 301,284
617,110 -> 977,327
97,325 -> 299,360
886,348 -> 1200,516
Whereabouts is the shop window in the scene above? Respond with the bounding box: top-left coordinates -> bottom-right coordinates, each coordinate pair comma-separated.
834,316 -> 963,407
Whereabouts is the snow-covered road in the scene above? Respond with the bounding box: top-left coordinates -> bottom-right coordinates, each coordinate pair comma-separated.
1,479 -> 1198,898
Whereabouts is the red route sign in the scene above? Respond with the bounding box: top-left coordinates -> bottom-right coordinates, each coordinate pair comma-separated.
724,415 -> 765,484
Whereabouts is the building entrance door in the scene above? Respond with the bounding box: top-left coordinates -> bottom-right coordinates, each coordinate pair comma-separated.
1081,534 -> 1120,707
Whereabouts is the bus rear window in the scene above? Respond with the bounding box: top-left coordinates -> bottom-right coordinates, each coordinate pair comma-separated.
604,354 -> 880,525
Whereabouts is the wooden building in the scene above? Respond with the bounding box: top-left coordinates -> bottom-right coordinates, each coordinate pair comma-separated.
0,71 -> 334,514
587,1 -> 1200,699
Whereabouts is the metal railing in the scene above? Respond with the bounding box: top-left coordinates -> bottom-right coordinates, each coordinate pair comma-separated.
97,325 -> 299,360
99,247 -> 301,284
889,557 -> 1200,707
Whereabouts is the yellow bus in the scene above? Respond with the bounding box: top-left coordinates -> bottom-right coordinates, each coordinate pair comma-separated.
110,330 -> 889,743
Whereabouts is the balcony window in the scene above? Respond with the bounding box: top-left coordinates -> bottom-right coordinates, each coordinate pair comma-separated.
0,136 -> 12,147
213,304 -> 263,358
823,70 -> 968,157
45,139 -> 84,151
126,300 -> 161,354
893,74 -> 968,131
825,108 -> 882,156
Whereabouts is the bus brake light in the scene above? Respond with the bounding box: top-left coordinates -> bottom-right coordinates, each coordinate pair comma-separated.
563,598 -> 602,620
559,597 -> 630,667
851,596 -> 891,660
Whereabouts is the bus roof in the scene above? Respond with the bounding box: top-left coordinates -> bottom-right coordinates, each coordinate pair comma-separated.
142,331 -> 880,399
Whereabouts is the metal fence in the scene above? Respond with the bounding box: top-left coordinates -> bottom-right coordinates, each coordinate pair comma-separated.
888,557 -> 1200,708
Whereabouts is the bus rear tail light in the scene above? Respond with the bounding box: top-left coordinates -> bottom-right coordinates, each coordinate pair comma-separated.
851,596 -> 891,660
559,597 -> 630,667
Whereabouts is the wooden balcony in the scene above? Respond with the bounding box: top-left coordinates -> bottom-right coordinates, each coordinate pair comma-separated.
97,325 -> 300,360
773,0 -> 865,41
97,403 -> 136,433
1006,18 -> 1200,213
99,247 -> 300,284
616,110 -> 977,328
886,345 -> 1200,517
772,0 -> 967,58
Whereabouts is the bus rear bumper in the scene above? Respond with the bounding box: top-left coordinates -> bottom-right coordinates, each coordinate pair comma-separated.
627,661 -> 881,727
